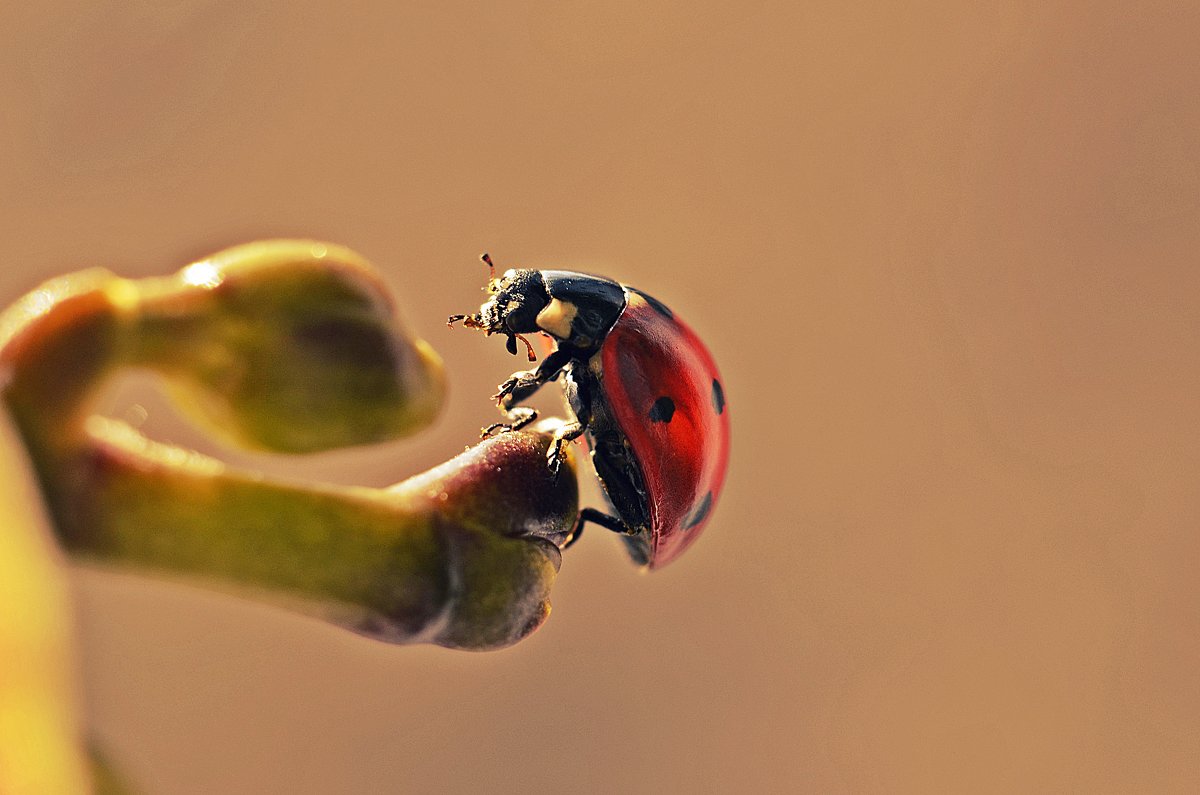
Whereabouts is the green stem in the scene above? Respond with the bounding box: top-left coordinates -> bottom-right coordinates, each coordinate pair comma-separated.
1,241 -> 577,650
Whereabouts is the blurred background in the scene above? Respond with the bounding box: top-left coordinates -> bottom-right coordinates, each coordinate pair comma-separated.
2,1 -> 1198,792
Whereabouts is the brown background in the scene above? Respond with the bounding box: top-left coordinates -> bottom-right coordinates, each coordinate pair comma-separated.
2,1 -> 1198,792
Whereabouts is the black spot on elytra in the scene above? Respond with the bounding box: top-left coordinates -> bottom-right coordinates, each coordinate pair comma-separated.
712,379 -> 725,415
632,288 -> 674,320
683,491 -> 713,530
648,396 -> 676,423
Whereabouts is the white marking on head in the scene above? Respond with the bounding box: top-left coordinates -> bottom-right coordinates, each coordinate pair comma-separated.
536,298 -> 578,339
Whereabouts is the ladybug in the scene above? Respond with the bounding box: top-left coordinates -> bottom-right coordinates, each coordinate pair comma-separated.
449,254 -> 730,568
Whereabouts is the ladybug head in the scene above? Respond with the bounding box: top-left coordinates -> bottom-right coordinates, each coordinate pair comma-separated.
448,261 -> 550,359
481,268 -> 549,334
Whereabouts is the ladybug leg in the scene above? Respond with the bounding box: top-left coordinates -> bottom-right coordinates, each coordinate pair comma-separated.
493,370 -> 544,408
547,370 -> 594,476
564,508 -> 634,548
546,420 -> 585,476
480,407 -> 538,438
482,371 -> 544,436
492,348 -> 574,409
485,349 -> 576,439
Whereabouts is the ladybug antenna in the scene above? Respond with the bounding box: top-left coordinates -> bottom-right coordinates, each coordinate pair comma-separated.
481,252 -> 503,294
506,332 -> 537,361
482,252 -> 503,294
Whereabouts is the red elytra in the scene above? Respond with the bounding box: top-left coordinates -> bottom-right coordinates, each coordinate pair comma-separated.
594,292 -> 730,567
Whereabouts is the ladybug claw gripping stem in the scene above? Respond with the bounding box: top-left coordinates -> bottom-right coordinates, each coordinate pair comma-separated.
481,407 -> 538,438
546,421 -> 584,478
546,440 -> 568,478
